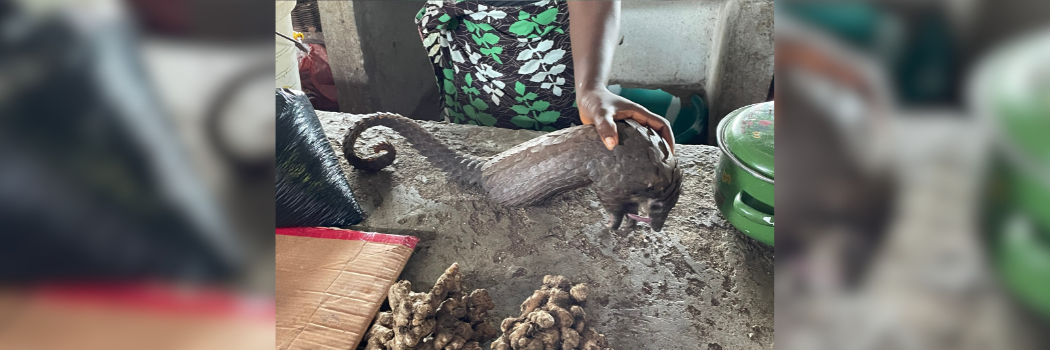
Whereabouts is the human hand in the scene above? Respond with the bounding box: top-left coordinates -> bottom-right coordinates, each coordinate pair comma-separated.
576,86 -> 675,154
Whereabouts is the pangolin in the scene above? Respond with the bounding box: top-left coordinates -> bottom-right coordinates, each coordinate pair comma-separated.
342,113 -> 682,231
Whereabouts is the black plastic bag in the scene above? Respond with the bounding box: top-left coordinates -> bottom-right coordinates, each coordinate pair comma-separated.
276,89 -> 365,227
0,10 -> 240,282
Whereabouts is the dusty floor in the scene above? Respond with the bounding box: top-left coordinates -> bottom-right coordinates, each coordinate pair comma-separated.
317,111 -> 774,350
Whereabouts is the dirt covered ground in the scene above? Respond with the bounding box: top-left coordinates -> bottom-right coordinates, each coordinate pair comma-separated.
317,111 -> 774,350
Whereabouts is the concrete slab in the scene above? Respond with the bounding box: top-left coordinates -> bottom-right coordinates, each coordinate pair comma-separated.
705,0 -> 774,143
317,111 -> 774,350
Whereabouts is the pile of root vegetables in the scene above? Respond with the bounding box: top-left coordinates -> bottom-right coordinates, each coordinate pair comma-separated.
365,264 -> 612,350
491,275 -> 611,350
365,263 -> 498,350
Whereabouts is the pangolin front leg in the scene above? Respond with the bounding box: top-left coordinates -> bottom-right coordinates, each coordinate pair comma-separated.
602,200 -> 640,230
620,202 -> 640,229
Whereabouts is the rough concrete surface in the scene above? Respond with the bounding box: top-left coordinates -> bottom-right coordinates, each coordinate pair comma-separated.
317,111 -> 774,350
705,0 -> 774,144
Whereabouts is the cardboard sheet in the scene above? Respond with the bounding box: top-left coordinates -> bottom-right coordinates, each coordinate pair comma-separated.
276,227 -> 418,350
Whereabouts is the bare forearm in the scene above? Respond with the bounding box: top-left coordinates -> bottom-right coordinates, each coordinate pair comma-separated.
568,1 -> 620,93
568,1 -> 674,153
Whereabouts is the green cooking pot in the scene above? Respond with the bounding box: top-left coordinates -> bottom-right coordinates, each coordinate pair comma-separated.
987,186 -> 1050,319
714,101 -> 774,245
972,28 -> 1050,319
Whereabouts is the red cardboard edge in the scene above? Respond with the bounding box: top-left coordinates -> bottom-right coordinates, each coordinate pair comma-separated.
30,283 -> 275,322
275,227 -> 419,249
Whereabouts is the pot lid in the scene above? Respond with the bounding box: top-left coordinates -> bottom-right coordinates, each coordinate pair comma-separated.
974,29 -> 1050,164
719,101 -> 775,181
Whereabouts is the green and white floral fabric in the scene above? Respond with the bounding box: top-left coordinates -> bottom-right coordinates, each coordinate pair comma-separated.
416,0 -> 578,131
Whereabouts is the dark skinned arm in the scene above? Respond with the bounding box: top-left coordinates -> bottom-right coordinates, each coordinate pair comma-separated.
567,1 -> 675,154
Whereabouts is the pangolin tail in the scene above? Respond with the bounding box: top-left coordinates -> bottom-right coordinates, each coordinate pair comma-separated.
342,113 -> 485,186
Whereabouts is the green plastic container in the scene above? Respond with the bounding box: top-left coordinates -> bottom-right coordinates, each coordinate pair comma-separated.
609,85 -> 708,144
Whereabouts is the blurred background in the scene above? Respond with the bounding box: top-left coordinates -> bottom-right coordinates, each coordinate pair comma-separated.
0,0 -> 273,348
775,0 -> 1050,349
